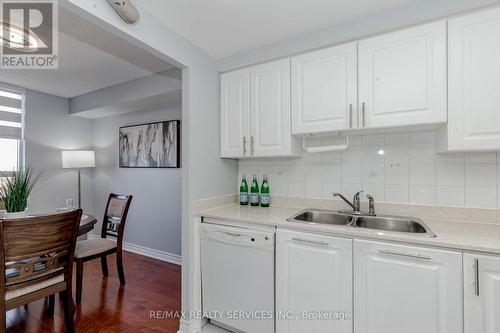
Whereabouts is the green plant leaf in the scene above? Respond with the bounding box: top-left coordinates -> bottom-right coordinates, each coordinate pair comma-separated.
0,167 -> 43,213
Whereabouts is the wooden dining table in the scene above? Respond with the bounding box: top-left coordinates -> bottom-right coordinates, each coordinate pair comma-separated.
2,212 -> 97,236
78,214 -> 98,236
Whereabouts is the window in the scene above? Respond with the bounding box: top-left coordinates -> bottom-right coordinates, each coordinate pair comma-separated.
0,87 -> 23,173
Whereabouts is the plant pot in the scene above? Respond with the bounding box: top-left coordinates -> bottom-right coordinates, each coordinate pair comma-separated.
5,210 -> 27,219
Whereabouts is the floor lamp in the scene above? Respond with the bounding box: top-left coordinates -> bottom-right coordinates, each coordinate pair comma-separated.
61,151 -> 95,209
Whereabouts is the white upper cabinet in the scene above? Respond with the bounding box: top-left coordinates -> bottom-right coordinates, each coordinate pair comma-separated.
354,239 -> 463,333
276,229 -> 352,333
220,68 -> 250,158
291,42 -> 358,134
220,10 -> 500,153
220,59 -> 300,158
445,7 -> 500,151
464,253 -> 500,333
251,59 -> 297,157
358,21 -> 447,129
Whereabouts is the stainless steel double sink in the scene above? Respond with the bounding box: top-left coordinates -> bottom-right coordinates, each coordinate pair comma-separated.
287,209 -> 436,237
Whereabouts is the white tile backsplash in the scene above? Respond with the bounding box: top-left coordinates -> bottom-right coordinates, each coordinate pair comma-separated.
409,164 -> 435,185
238,130 -> 500,209
435,186 -> 465,207
305,182 -> 322,198
305,164 -> 322,182
385,144 -> 409,165
323,164 -> 341,182
322,182 -> 341,199
342,164 -> 362,183
385,184 -> 409,203
409,185 -> 436,205
465,187 -> 497,209
385,164 -> 409,185
362,164 -> 385,184
342,146 -> 363,165
409,131 -> 436,144
465,164 -> 497,188
409,143 -> 436,164
288,164 -> 305,181
465,152 -> 497,164
436,164 -> 465,186
385,133 -> 409,145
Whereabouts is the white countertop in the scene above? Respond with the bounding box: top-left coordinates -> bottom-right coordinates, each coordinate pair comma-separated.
197,204 -> 500,255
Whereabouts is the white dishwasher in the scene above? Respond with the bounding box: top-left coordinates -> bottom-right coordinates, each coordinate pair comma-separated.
200,222 -> 275,333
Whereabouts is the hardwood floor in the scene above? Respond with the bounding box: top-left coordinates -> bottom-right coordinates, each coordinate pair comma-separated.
6,252 -> 181,333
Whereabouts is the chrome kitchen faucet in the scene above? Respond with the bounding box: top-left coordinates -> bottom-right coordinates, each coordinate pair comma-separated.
333,191 -> 376,216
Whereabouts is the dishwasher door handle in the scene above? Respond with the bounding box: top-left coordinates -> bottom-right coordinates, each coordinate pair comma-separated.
224,231 -> 242,237
200,224 -> 275,252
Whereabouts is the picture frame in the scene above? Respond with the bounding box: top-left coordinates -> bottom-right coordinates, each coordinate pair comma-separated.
119,120 -> 180,168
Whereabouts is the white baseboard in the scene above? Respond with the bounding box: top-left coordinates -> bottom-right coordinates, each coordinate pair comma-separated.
123,241 -> 182,265
87,234 -> 182,265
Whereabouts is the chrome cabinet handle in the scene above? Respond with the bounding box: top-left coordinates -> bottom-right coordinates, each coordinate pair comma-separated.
362,102 -> 366,127
357,104 -> 360,128
379,249 -> 432,261
349,104 -> 353,128
474,259 -> 480,296
251,136 -> 255,155
243,136 -> 247,156
291,238 -> 329,246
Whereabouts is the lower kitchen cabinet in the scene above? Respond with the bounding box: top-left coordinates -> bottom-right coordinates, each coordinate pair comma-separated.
354,239 -> 463,333
276,229 -> 352,333
464,253 -> 500,333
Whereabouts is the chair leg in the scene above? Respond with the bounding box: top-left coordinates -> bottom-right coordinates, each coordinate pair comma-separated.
101,256 -> 109,277
48,294 -> 55,317
116,251 -> 125,284
61,290 -> 75,333
76,260 -> 84,304
0,303 -> 6,332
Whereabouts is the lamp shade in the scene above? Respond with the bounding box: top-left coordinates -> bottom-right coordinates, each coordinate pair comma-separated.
61,151 -> 95,169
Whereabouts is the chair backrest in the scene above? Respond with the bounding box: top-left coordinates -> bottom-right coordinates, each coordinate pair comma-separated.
0,210 -> 82,293
101,194 -> 133,245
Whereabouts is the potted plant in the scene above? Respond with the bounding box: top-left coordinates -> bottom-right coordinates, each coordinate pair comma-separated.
0,167 -> 41,218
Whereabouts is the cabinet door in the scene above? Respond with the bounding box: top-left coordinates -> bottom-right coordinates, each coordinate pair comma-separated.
291,42 -> 358,134
250,59 -> 292,157
276,229 -> 352,333
354,240 -> 462,333
358,21 -> 447,128
464,253 -> 500,333
220,68 -> 250,158
448,7 -> 500,150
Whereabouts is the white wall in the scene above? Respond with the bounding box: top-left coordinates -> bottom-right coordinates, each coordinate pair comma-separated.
240,130 -> 500,210
92,107 -> 182,257
24,89 -> 94,214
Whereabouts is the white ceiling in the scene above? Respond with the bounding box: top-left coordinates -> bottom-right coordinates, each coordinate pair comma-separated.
139,0 -> 423,59
0,8 -> 175,98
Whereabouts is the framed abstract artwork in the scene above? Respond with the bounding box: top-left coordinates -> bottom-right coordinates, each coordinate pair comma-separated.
119,120 -> 180,168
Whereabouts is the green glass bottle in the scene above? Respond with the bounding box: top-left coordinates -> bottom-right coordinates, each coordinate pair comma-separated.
239,174 -> 249,205
250,174 -> 260,206
260,175 -> 270,207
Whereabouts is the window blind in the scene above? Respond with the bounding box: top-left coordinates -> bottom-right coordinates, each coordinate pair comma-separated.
0,89 -> 23,139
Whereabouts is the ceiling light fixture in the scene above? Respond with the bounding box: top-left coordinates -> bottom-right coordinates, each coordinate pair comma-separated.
0,21 -> 39,52
106,0 -> 140,24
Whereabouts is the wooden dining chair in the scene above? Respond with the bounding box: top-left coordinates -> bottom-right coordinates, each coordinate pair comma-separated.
0,209 -> 82,333
74,193 -> 132,304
